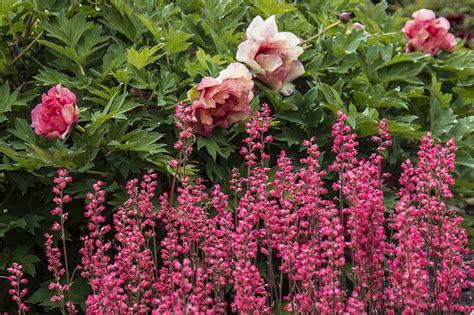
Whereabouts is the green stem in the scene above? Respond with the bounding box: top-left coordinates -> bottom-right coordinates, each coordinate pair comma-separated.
7,31 -> 44,68
85,170 -> 113,176
75,125 -> 86,134
301,20 -> 342,45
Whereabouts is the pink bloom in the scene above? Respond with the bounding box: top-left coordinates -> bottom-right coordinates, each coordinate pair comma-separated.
236,15 -> 304,96
31,84 -> 80,140
403,9 -> 457,55
190,63 -> 254,136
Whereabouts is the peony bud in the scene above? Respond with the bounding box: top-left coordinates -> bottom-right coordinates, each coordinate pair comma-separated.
339,12 -> 352,24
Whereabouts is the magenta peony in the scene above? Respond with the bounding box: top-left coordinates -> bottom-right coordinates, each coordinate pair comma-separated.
190,62 -> 254,136
403,9 -> 456,56
236,15 -> 304,96
31,84 -> 80,140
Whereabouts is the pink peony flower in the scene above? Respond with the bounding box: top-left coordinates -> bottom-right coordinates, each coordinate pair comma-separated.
190,62 -> 254,136
403,9 -> 457,56
236,15 -> 304,96
31,84 -> 80,140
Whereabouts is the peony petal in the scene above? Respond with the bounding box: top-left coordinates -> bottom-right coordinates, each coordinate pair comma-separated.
31,104 -> 42,130
199,109 -> 213,125
285,61 -> 305,82
59,127 -> 72,140
441,33 -> 456,51
257,73 -> 282,92
273,32 -> 301,47
255,54 -> 283,72
436,17 -> 451,31
198,77 -> 220,90
246,15 -> 278,42
236,41 -> 264,72
217,62 -> 253,81
412,9 -> 435,20
280,81 -> 296,96
61,104 -> 77,124
45,130 -> 61,139
226,109 -> 251,126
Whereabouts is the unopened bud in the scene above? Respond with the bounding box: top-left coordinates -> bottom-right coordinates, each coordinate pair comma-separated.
352,22 -> 365,31
339,12 -> 352,23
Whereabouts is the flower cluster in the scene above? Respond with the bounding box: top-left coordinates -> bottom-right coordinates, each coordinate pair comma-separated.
387,134 -> 471,313
190,15 -> 304,136
6,263 -> 29,314
44,169 -> 76,314
8,100 -> 472,314
9,103 -> 473,314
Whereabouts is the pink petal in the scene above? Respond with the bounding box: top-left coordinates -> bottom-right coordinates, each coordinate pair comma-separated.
31,104 -> 43,130
246,15 -> 278,42
255,54 -> 283,72
280,81 -> 296,96
61,104 -> 77,124
217,62 -> 253,81
45,130 -> 61,139
412,9 -> 435,20
436,17 -> 451,31
236,41 -> 263,72
286,61 -> 305,82
198,77 -> 220,90
273,32 -> 301,47
199,110 -> 213,125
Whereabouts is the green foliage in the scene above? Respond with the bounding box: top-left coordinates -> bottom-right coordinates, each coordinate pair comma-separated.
0,0 -> 472,312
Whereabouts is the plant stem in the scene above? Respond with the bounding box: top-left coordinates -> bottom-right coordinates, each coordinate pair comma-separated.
301,20 -> 342,46
75,125 -> 86,134
59,188 -> 73,315
7,31 -> 44,68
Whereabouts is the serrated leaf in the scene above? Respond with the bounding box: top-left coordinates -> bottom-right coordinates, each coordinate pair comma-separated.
42,12 -> 93,47
197,133 -> 234,161
381,52 -> 430,68
163,27 -> 193,55
253,0 -> 296,17
8,118 -> 37,143
345,29 -> 369,54
23,214 -> 44,234
90,93 -> 140,132
0,218 -> 26,237
127,45 -> 163,70
108,130 -> 166,155
0,82 -> 21,122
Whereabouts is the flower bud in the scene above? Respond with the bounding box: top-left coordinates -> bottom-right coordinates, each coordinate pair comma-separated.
339,12 -> 352,23
352,22 -> 365,31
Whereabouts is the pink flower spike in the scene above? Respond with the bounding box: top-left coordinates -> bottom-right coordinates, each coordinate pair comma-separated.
7,263 -> 29,314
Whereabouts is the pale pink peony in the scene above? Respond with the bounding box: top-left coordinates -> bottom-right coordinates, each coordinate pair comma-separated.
190,62 -> 254,136
236,15 -> 304,96
403,9 -> 457,56
31,84 -> 80,140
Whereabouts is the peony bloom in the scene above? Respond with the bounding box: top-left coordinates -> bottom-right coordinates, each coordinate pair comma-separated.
236,15 -> 304,96
403,9 -> 456,56
190,62 -> 254,136
31,84 -> 80,140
